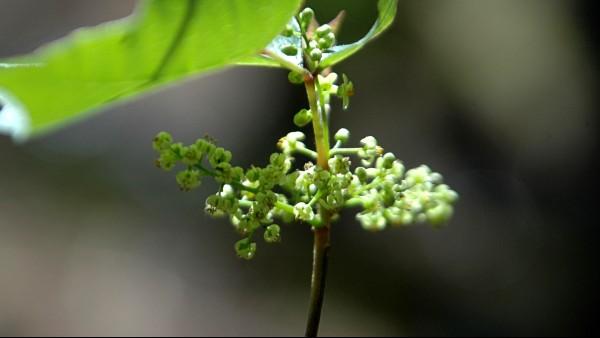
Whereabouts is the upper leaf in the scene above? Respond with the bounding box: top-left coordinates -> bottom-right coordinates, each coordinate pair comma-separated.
236,17 -> 304,72
320,0 -> 398,69
0,0 -> 302,141
235,0 -> 398,73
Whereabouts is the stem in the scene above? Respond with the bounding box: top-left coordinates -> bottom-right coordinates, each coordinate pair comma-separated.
305,224 -> 331,338
304,75 -> 332,338
294,146 -> 318,160
305,77 -> 330,169
261,49 -> 309,75
329,147 -> 362,156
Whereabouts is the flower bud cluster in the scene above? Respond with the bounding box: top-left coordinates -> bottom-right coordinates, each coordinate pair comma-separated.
352,157 -> 459,231
153,6 -> 458,260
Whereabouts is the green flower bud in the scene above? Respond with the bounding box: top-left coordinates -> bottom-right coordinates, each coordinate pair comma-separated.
281,44 -> 298,56
176,169 -> 201,191
309,48 -> 322,62
434,184 -> 459,203
294,109 -> 313,127
264,224 -> 281,243
315,24 -> 333,37
294,202 -> 315,222
245,167 -> 261,182
357,211 -> 386,231
209,147 -> 232,167
329,156 -> 351,175
156,150 -> 178,171
382,152 -> 396,169
181,144 -> 203,166
360,136 -> 378,149
430,172 -> 443,184
334,128 -> 350,143
318,32 -> 336,50
270,152 -> 289,167
153,132 -> 173,152
235,238 -> 257,260
170,142 -> 185,156
327,32 -> 336,45
391,161 -> 405,177
405,165 -> 432,186
288,71 -> 305,85
355,167 -> 368,183
195,138 -> 215,155
299,8 -> 314,31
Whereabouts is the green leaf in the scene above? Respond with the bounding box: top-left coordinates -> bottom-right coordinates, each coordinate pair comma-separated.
320,0 -> 398,69
0,0 -> 302,140
236,17 -> 304,73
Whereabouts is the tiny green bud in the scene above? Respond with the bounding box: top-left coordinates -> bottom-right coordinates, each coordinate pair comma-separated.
264,224 -> 281,243
355,167 -> 368,183
360,136 -> 378,149
317,32 -> 336,49
315,24 -> 333,37
309,48 -> 322,62
170,143 -> 185,156
426,203 -> 453,226
334,128 -> 350,143
326,32 -> 336,45
281,44 -> 298,56
209,147 -> 232,167
246,167 -> 261,182
156,151 -> 177,171
286,131 -> 306,144
288,71 -> 305,85
299,8 -> 314,31
235,238 -> 257,260
435,184 -> 459,203
382,152 -> 396,169
153,132 -> 173,152
357,211 -> 387,231
176,169 -> 201,191
181,144 -> 203,166
194,139 -> 211,153
294,109 -> 313,127
294,202 -> 315,222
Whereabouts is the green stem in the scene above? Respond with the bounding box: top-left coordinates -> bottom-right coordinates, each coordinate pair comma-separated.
308,190 -> 324,207
262,49 -> 309,75
329,147 -> 361,156
344,197 -> 363,208
304,74 -> 332,338
294,146 -> 318,160
276,201 -> 295,215
305,77 -> 330,169
305,224 -> 331,338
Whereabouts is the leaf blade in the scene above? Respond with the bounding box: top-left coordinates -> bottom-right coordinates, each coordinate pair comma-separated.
320,0 -> 398,69
0,0 -> 302,140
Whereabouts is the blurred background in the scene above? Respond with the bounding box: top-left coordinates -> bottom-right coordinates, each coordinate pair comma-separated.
1,0 -> 598,336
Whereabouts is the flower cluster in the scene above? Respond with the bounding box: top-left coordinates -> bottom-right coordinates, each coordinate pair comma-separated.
154,128 -> 458,258
153,7 -> 458,260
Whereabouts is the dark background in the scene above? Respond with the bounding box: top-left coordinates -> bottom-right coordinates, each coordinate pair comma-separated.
1,0 -> 597,336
